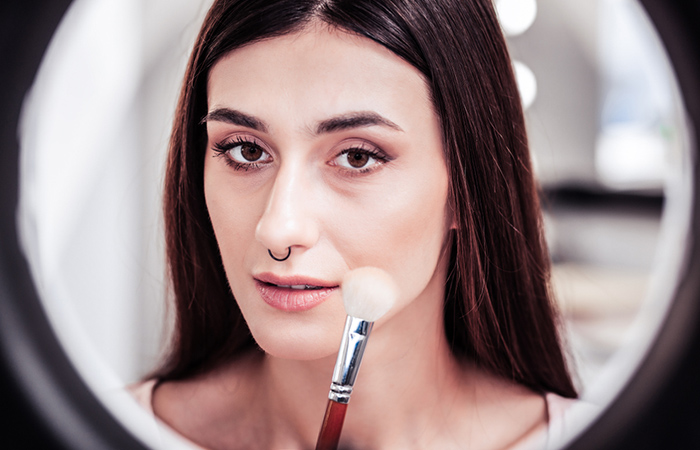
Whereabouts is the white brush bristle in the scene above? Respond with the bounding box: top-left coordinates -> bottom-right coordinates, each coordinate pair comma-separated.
341,267 -> 398,322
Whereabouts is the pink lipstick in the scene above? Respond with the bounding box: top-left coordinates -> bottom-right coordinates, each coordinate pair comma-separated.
254,273 -> 339,312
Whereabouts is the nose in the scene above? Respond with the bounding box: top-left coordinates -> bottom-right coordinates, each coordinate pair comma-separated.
255,161 -> 320,256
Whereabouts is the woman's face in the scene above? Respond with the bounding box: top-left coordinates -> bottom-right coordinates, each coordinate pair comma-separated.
204,24 -> 451,360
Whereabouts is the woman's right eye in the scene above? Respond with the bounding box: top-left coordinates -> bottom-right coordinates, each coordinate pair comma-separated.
212,138 -> 272,170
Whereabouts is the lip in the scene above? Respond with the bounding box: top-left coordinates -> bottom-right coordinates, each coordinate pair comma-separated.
254,273 -> 339,312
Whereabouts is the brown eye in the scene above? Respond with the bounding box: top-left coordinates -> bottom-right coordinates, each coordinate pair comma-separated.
346,150 -> 370,168
239,143 -> 263,161
224,141 -> 271,166
331,145 -> 390,173
334,149 -> 380,171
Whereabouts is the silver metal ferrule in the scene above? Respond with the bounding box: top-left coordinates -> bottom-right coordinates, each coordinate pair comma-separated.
328,316 -> 374,404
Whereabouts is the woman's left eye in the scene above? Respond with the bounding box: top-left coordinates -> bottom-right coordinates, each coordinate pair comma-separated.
333,148 -> 388,172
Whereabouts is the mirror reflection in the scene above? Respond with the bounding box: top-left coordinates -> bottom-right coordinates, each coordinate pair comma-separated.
18,0 -> 690,448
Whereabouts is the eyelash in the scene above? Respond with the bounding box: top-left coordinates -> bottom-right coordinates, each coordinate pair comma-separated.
211,137 -> 392,174
333,145 -> 391,175
212,136 -> 269,171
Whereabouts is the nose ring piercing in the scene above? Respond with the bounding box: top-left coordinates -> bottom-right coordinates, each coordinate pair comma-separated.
268,247 -> 291,262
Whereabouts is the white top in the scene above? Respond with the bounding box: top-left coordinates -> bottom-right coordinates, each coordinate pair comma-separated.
129,380 -> 598,450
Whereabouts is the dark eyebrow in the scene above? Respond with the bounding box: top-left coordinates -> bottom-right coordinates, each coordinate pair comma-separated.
202,108 -> 268,132
316,112 -> 403,134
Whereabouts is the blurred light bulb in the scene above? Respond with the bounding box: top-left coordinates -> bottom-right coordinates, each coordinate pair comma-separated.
496,0 -> 537,36
513,60 -> 537,109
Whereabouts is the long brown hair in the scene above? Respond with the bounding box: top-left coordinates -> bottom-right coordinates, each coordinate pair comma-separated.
158,0 -> 577,398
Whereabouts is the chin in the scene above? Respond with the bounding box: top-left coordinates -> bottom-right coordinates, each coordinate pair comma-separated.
249,316 -> 344,361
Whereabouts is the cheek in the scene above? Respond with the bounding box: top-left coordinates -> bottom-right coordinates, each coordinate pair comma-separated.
332,167 -> 450,308
386,196 -> 449,306
203,157 -> 262,272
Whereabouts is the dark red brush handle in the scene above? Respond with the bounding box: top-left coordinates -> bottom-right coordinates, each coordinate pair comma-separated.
315,399 -> 348,450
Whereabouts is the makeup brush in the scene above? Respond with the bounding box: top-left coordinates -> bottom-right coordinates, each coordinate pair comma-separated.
315,267 -> 398,450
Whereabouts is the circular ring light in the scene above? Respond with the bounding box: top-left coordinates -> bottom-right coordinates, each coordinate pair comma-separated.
0,1 -> 698,449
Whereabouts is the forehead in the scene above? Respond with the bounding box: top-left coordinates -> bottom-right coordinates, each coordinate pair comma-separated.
206,24 -> 433,125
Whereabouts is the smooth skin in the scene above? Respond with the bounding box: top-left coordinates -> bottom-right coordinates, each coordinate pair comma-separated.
153,23 -> 547,450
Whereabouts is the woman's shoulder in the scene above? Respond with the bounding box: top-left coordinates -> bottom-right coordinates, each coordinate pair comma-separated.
544,393 -> 602,449
545,392 -> 601,422
127,378 -> 210,450
129,357 -> 263,449
545,392 -> 577,419
128,378 -> 158,413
